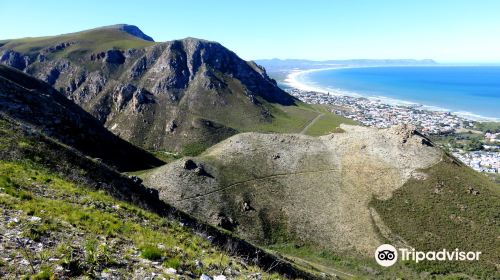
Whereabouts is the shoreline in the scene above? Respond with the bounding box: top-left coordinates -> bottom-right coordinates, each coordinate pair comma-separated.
283,67 -> 500,122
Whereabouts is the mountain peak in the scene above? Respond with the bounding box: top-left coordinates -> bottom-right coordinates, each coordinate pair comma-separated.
96,24 -> 154,42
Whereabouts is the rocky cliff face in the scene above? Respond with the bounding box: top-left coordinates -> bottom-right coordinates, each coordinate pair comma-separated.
0,65 -> 163,171
0,26 -> 294,151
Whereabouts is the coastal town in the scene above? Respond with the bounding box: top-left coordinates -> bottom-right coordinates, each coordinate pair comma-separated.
286,88 -> 500,174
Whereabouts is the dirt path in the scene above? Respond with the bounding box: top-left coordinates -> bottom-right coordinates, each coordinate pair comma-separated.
176,167 -> 338,201
283,255 -> 356,279
300,113 -> 324,134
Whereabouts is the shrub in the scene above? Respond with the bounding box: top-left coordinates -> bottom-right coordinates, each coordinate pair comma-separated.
163,257 -> 182,269
140,244 -> 163,261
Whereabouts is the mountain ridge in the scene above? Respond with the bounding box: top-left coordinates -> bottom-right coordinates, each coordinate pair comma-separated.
0,25 -> 304,152
0,64 -> 163,171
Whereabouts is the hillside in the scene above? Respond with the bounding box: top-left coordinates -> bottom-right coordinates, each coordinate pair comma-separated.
144,125 -> 500,278
0,114 -> 310,279
0,64 -> 163,171
0,25 -> 356,152
2,24 -> 497,280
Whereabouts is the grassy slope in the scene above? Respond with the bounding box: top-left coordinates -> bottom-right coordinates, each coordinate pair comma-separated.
251,103 -> 356,135
264,157 -> 500,280
0,118 -> 286,279
302,105 -> 357,136
2,28 -> 155,58
0,161 -> 274,279
371,157 -> 500,279
197,101 -> 355,138
157,101 -> 357,157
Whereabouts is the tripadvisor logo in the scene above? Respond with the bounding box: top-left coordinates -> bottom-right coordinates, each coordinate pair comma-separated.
375,244 -> 398,267
375,244 -> 481,267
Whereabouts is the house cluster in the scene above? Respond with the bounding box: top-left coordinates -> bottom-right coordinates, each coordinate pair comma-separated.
287,88 -> 499,173
287,88 -> 464,134
452,151 -> 499,173
485,132 -> 500,143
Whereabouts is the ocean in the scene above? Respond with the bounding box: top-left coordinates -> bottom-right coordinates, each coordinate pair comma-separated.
292,66 -> 500,120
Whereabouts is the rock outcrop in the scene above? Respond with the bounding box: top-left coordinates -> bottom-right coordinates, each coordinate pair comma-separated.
0,25 -> 294,151
144,125 -> 442,256
0,64 -> 163,171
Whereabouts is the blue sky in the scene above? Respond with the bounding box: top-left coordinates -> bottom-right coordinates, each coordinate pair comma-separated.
1,0 -> 499,62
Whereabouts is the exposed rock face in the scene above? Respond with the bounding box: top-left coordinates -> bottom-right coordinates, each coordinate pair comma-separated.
0,50 -> 30,70
144,125 -> 442,256
0,28 -> 292,151
0,65 -> 163,171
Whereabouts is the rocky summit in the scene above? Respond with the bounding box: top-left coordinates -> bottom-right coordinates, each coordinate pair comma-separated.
0,25 -> 295,151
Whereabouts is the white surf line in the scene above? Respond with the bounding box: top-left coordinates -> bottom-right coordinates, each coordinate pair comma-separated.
284,67 -> 500,122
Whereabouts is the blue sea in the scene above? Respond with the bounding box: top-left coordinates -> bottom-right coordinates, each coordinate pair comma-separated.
295,66 -> 500,120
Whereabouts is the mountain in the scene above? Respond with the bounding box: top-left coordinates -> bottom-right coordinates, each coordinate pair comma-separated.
144,125 -> 500,278
0,64 -> 163,171
0,67 -> 314,279
255,58 -> 438,72
2,24 -> 496,279
0,25 -> 314,152
0,114 -> 315,279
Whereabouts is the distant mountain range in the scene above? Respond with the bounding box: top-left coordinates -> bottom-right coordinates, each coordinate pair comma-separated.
255,58 -> 437,72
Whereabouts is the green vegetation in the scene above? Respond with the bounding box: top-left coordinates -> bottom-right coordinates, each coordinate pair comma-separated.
0,118 -> 279,278
303,110 -> 356,136
249,103 -> 320,133
150,150 -> 181,163
465,138 -> 483,151
430,132 -> 484,151
266,243 -> 363,279
243,103 -> 356,136
3,27 -> 155,58
163,257 -> 182,270
0,160 -> 273,278
140,245 -> 163,261
181,142 -> 210,157
474,121 -> 500,133
371,158 -> 500,279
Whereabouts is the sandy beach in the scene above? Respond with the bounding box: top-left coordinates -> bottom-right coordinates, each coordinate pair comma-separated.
283,67 -> 500,122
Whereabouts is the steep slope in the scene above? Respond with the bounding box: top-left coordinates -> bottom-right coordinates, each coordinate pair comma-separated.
145,125 -> 441,254
0,64 -> 163,171
144,125 -> 499,278
0,116 -> 315,279
0,25 -> 310,152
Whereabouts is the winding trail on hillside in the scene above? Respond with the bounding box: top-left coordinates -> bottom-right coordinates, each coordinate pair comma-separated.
300,113 -> 324,134
176,167 -> 340,201
283,255 -> 356,279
